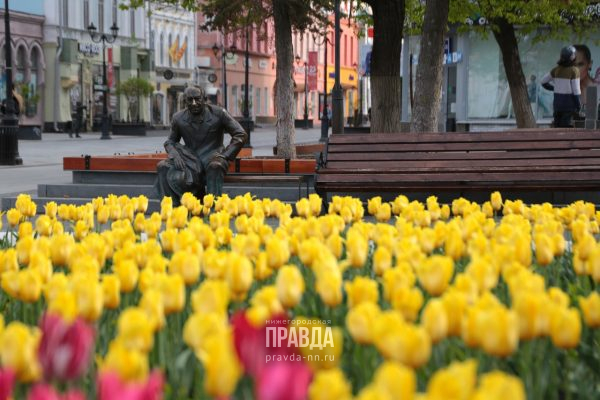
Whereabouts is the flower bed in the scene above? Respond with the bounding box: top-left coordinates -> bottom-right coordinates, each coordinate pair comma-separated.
0,192 -> 599,399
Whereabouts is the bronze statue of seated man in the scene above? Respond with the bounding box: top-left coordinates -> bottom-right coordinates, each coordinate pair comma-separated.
153,85 -> 247,205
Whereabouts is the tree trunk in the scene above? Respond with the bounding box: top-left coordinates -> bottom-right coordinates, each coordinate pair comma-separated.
273,0 -> 296,158
492,17 -> 536,129
366,0 -> 405,133
410,0 -> 449,133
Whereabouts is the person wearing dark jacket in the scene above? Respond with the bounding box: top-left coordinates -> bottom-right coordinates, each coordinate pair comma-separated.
540,45 -> 581,128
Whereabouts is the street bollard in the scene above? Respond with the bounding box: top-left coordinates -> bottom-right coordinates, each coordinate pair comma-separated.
0,118 -> 22,165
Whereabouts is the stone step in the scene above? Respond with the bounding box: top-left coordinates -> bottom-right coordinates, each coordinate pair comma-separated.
72,170 -> 156,185
38,182 -> 310,202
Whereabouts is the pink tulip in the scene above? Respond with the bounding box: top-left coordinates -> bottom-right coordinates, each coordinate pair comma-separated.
0,369 -> 15,400
27,384 -> 85,400
38,313 -> 95,382
231,312 -> 298,378
256,361 -> 312,400
97,371 -> 163,400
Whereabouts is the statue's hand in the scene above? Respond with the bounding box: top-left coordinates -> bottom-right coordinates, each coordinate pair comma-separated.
172,153 -> 186,170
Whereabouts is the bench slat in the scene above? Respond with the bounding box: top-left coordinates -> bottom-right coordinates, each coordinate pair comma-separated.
326,149 -> 600,162
326,140 -> 600,153
326,158 -> 600,170
326,130 -> 599,144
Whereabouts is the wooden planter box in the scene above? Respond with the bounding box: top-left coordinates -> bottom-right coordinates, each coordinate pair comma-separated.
112,122 -> 147,136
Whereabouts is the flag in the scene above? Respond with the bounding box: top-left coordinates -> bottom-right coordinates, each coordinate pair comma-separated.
174,39 -> 187,63
169,37 -> 180,61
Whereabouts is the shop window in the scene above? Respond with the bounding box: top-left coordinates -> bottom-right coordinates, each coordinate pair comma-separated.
84,0 -> 90,29
159,33 -> 164,66
264,88 -> 268,115
255,87 -> 261,115
63,0 -> 69,27
98,0 -> 104,32
152,93 -> 164,125
16,46 -> 26,83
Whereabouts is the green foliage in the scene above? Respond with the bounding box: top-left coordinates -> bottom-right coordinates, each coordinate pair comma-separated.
116,77 -> 154,100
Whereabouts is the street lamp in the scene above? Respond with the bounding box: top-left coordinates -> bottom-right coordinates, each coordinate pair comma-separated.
233,25 -> 252,148
315,31 -> 330,143
295,55 -> 309,130
87,21 -> 119,140
331,0 -> 344,134
0,0 -> 22,165
212,40 -> 236,110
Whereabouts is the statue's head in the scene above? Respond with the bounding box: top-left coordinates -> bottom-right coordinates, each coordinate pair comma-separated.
183,86 -> 206,115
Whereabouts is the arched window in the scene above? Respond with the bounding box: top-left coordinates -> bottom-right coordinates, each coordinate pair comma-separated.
159,33 -> 164,65
16,46 -> 26,83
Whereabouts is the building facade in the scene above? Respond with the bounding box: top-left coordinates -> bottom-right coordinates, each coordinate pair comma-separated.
196,9 -> 360,126
42,0 -> 150,132
402,19 -> 600,131
0,0 -> 45,136
150,3 -> 195,127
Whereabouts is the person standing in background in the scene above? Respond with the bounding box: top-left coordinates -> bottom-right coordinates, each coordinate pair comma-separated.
540,45 -> 581,128
573,44 -> 600,111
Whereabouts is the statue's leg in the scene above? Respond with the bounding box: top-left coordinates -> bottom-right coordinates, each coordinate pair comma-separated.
153,160 -> 176,200
205,156 -> 229,196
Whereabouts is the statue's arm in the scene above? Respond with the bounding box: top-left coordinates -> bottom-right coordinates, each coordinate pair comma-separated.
164,119 -> 185,169
220,110 -> 248,161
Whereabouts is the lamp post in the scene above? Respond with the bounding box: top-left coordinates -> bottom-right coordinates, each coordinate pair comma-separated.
0,0 -> 21,165
212,41 -> 236,110
295,55 -> 309,130
331,0 -> 344,134
87,21 -> 119,140
237,24 -> 252,148
319,31 -> 329,142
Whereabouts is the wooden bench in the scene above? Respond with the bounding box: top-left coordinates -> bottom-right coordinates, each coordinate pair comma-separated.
315,129 -> 600,203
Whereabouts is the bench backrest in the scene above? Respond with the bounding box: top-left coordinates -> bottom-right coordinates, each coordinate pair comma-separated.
322,130 -> 600,171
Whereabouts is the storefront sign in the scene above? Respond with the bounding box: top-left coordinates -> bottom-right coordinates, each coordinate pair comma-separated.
78,43 -> 101,56
308,51 -> 318,91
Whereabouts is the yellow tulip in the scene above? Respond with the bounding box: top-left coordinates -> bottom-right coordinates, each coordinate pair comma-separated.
374,311 -> 430,368
168,251 -> 200,286
1,270 -> 20,299
0,322 -> 41,382
114,259 -> 139,293
254,251 -> 274,281
225,253 -> 254,301
200,334 -> 242,398
512,292 -> 549,340
276,265 -> 305,308
44,201 -> 58,218
191,279 -> 230,315
466,256 -> 498,294
72,273 -> 104,322
159,274 -> 186,314
442,289 -> 469,337
427,359 -> 477,400
17,269 -> 42,303
391,285 -> 424,322
28,251 -> 52,283
479,307 -> 519,357
249,286 -> 284,318
373,246 -> 392,276
139,289 -> 165,331
308,369 -> 353,400
345,276 -> 379,308
491,191 -> 503,211
579,292 -> 600,328
47,290 -> 78,323
101,340 -> 148,382
346,230 -> 368,268
444,230 -> 465,261
49,233 -> 75,267
316,270 -> 343,307
417,255 -> 454,296
534,233 -> 554,266
183,312 -> 229,353
382,265 -> 416,302
471,371 -> 526,400
102,274 -> 121,309
421,298 -> 448,344
266,236 -> 290,270
550,307 -> 581,349
372,361 -> 416,400
346,302 -> 381,345
18,221 -> 33,240
117,307 -> 155,353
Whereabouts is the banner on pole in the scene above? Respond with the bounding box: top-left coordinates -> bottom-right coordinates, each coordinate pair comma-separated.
308,51 -> 318,91
107,48 -> 114,89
